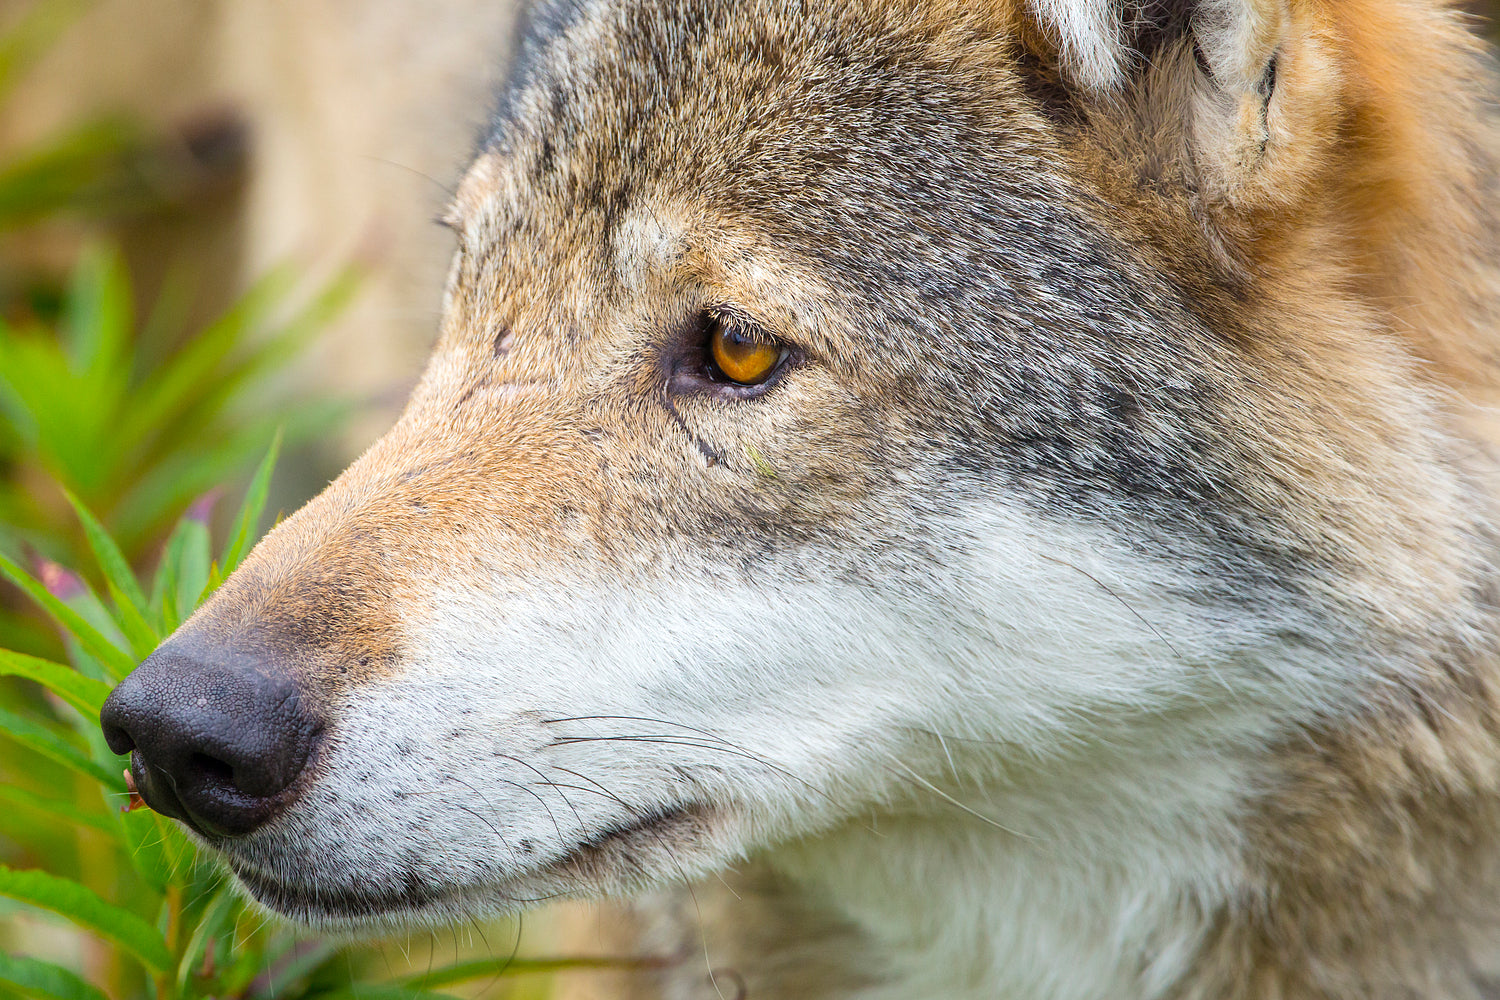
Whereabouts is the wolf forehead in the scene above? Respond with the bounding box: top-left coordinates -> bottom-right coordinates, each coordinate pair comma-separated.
439,0 -> 1444,612
484,0 -> 1108,270
475,2 -> 1217,441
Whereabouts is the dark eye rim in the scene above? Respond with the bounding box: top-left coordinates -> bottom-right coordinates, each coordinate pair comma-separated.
664,307 -> 798,399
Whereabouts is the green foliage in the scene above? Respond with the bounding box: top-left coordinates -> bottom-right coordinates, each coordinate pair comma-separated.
0,864 -> 172,971
0,952 -> 109,1000
0,116 -> 147,230
0,454 -> 582,1000
0,247 -> 355,568
0,0 -> 347,589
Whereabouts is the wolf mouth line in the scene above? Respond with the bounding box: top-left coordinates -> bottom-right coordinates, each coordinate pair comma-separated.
226,800 -> 715,925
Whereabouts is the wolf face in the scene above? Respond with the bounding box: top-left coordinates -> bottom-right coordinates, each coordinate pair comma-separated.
102,0 -> 1500,996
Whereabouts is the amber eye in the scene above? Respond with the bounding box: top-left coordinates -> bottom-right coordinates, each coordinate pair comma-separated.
708,317 -> 785,386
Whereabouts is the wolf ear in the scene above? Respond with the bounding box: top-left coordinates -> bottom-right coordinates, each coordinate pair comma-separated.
1026,0 -> 1317,201
1029,0 -> 1287,94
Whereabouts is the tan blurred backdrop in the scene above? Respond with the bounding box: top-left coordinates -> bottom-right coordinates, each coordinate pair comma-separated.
1,0 -> 523,461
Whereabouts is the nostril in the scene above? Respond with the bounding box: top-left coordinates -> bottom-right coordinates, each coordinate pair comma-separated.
101,717 -> 137,756
189,752 -> 236,789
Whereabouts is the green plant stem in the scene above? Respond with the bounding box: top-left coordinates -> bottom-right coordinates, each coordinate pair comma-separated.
155,883 -> 182,1000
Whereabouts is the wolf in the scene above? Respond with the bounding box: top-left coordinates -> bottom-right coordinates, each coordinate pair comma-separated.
99,0 -> 1500,996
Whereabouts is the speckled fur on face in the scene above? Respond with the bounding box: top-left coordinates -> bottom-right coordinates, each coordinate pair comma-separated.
167,0 -> 1500,996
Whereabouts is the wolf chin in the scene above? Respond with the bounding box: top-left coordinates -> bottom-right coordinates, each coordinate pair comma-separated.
99,0 -> 1500,997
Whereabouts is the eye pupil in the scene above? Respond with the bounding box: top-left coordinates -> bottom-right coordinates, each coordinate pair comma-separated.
709,317 -> 783,386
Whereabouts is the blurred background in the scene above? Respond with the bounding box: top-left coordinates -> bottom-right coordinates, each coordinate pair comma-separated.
0,1 -> 1496,998
0,0 -> 523,493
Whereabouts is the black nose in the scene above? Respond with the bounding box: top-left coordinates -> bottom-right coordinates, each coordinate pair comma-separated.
100,642 -> 323,837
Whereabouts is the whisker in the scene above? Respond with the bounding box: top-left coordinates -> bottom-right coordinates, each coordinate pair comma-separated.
936,731 -> 961,787
546,731 -> 839,809
493,750 -> 589,832
530,767 -> 726,998
451,800 -> 521,868
464,770 -> 568,851
360,154 -> 458,199
712,868 -> 743,901
878,752 -> 1035,840
1035,552 -> 1185,661
431,772 -> 527,868
542,714 -> 756,751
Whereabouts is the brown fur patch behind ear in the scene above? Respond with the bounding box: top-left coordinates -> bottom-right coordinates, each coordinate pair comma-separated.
1332,0 -> 1500,402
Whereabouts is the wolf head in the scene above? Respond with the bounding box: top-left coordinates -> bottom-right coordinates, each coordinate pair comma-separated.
101,0 -> 1499,934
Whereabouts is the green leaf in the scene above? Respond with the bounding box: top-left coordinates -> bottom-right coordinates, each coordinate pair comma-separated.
0,784 -> 115,837
401,955 -> 656,991
63,488 -> 150,616
62,245 -> 131,383
218,925 -> 273,998
0,552 -> 135,679
116,809 -> 176,896
322,988 -> 460,1000
222,430 -> 282,575
0,322 -> 119,494
0,705 -> 120,788
0,607 -> 60,663
111,266 -> 296,459
109,394 -> 344,554
0,321 -> 43,451
105,577 -> 158,661
153,508 -> 211,633
174,522 -> 211,626
38,566 -> 129,683
0,952 -> 108,1000
204,560 -> 224,596
0,865 -> 172,971
175,886 -> 239,996
0,649 -> 112,715
244,939 -> 342,1000
0,117 -> 148,233
153,270 -> 357,468
136,259 -> 196,360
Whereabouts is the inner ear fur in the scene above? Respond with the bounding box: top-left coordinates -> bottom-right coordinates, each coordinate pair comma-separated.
1022,0 -> 1343,213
